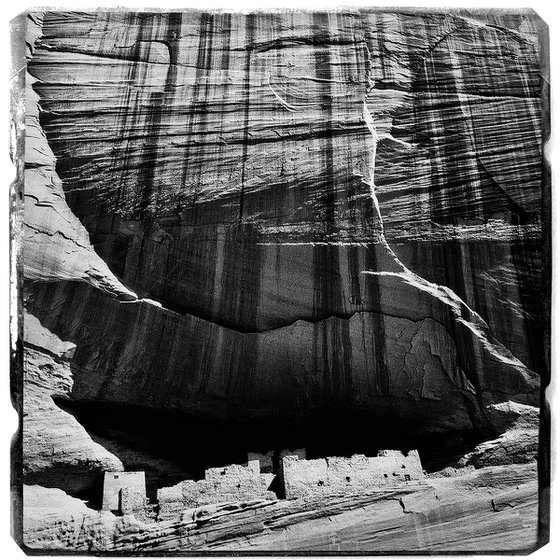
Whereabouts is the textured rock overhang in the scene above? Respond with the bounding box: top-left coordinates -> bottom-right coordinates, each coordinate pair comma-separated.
22,10 -> 548,441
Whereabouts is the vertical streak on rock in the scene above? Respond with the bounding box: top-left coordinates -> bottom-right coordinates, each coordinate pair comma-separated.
360,23 -> 390,397
182,11 -> 213,227
178,13 -> 220,324
230,16 -> 262,396
314,12 -> 336,234
112,12 -> 137,219
311,12 -> 334,405
238,13 -> 255,226
136,13 -> 182,277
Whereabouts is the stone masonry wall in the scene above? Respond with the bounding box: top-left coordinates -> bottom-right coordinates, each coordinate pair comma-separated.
281,450 -> 424,499
247,452 -> 274,473
102,471 -> 146,512
120,487 -> 149,519
248,448 -> 306,473
158,460 -> 275,521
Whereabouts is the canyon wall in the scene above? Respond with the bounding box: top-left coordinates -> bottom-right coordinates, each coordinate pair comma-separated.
14,8 -> 548,552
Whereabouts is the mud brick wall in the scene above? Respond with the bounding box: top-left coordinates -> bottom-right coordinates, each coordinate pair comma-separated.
158,460 -> 275,520
120,487 -> 147,516
102,471 -> 146,511
248,448 -> 307,473
281,451 -> 424,499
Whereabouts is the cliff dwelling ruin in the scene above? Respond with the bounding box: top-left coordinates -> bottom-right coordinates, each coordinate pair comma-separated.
100,449 -> 425,521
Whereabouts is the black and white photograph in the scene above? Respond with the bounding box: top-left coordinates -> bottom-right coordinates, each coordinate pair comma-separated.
8,2 -> 552,554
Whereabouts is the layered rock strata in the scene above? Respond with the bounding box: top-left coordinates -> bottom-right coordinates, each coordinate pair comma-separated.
23,9 -> 544,430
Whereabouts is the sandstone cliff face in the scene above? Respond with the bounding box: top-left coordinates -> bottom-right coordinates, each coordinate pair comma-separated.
15,8 -> 548,553
23,313 -> 124,496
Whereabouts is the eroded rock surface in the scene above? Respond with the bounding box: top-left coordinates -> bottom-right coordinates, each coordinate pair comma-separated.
15,8 -> 548,553
23,312 -> 124,497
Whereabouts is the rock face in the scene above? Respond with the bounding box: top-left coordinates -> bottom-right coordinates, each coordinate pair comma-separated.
13,7 -> 548,553
22,312 -> 125,496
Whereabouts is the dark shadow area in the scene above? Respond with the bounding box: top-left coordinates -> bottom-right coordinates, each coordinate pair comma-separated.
24,468 -> 106,511
34,397 -> 491,507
